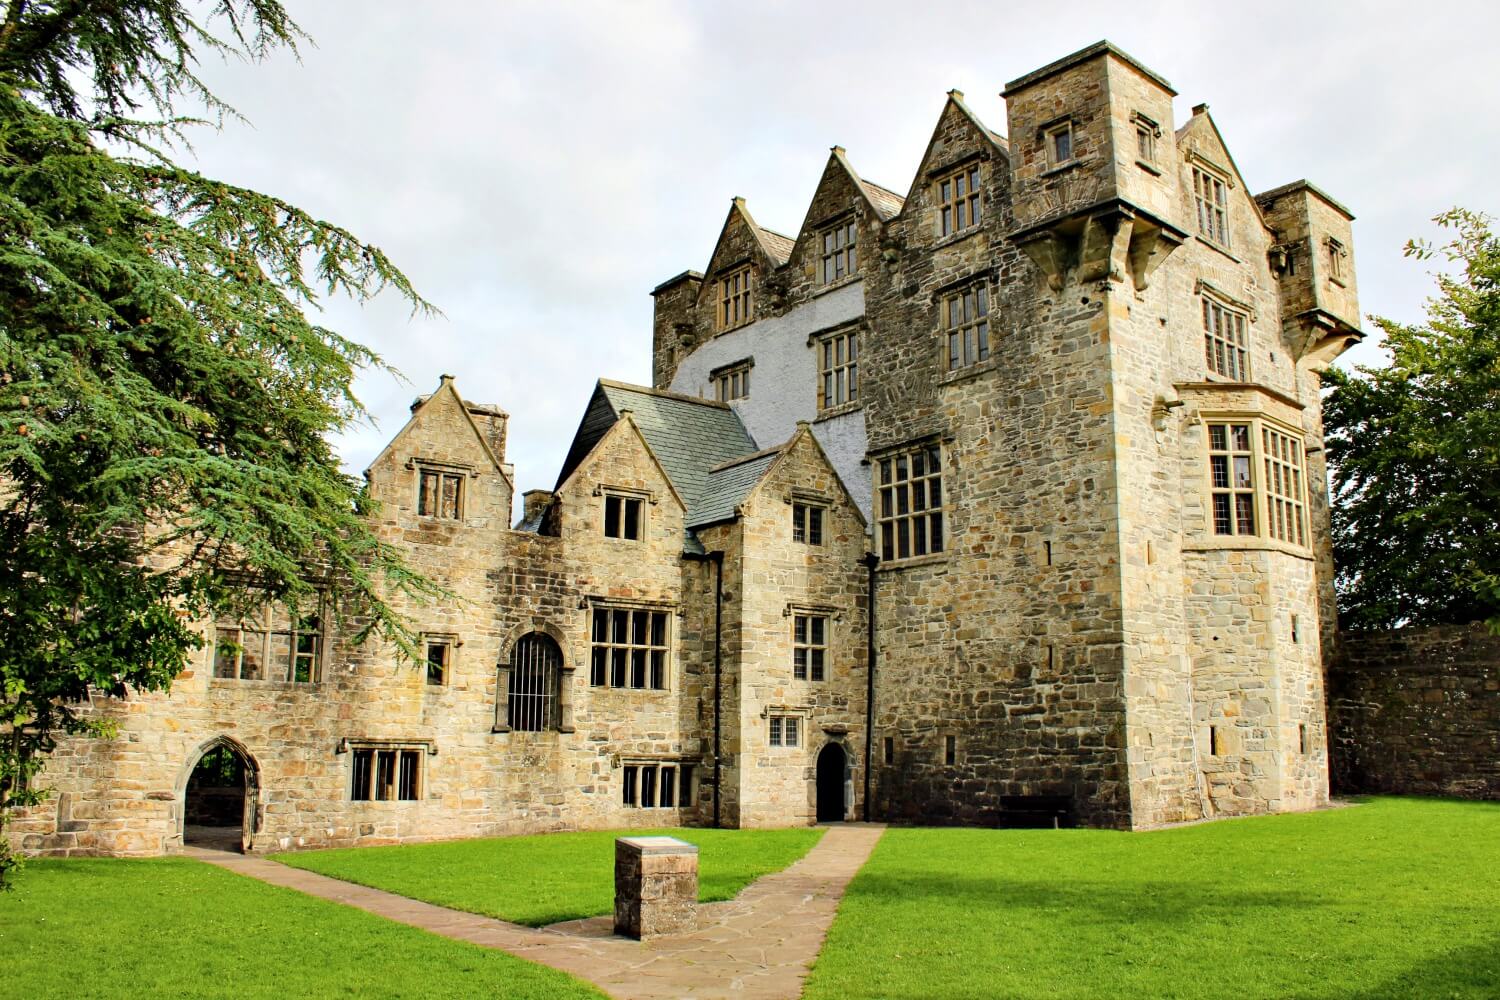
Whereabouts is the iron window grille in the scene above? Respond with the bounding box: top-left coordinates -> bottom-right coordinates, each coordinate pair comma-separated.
508,633 -> 561,731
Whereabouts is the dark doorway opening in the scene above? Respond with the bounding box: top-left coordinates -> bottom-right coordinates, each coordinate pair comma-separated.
184,741 -> 258,851
816,742 -> 847,823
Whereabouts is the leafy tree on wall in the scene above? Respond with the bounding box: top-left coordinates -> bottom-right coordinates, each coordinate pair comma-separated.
1324,209 -> 1500,633
0,1 -> 436,887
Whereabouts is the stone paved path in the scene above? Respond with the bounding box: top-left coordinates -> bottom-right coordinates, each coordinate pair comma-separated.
188,823 -> 884,1000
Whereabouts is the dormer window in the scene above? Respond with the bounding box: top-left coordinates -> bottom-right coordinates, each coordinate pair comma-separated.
820,220 -> 857,284
936,164 -> 982,237
1046,122 -> 1074,166
718,264 -> 754,330
1193,166 -> 1230,247
417,467 -> 464,519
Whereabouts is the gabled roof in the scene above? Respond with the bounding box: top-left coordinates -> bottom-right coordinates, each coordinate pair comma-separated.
363,376 -> 512,491
690,447 -> 782,529
860,178 -> 906,220
757,225 -> 795,264
898,90 -> 1009,210
554,380 -> 759,533
1176,108 -> 1272,233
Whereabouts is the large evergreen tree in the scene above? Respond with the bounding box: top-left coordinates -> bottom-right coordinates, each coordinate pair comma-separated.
0,1 -> 435,886
1324,209 -> 1500,632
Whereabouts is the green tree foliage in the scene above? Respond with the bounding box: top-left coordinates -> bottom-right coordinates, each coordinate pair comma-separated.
0,1 -> 436,886
1324,209 -> 1500,632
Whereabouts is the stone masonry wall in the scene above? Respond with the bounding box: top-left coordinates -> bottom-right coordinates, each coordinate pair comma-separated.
1329,624 -> 1500,800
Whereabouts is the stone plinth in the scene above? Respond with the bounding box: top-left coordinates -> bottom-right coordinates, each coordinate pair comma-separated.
613,836 -> 698,939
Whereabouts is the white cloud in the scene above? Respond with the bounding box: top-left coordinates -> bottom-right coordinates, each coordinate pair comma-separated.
183,0 -> 1500,494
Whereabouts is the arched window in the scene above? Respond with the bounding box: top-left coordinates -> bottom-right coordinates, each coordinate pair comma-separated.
508,633 -> 561,732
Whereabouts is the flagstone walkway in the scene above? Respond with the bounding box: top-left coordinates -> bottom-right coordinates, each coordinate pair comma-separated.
188,823 -> 884,1000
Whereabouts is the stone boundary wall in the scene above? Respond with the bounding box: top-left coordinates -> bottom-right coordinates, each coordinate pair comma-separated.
1328,624 -> 1500,799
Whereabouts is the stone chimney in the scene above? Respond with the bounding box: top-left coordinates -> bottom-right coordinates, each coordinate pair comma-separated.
521,490 -> 554,525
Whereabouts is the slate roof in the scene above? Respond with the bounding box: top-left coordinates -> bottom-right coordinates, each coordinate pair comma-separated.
690,448 -> 782,529
861,179 -> 906,220
758,227 -> 796,264
555,380 -> 761,546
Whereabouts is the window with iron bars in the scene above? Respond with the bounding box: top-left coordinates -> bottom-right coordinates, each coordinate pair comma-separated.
508,633 -> 561,731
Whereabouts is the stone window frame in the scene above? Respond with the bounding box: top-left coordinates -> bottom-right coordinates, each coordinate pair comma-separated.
598,485 -> 653,542
587,600 -> 674,692
934,161 -> 983,238
816,327 -> 859,411
1325,236 -> 1348,287
819,217 -> 858,285
941,279 -> 991,372
711,357 -> 753,402
1200,415 -> 1310,550
1044,120 -> 1075,168
1200,291 -> 1251,382
342,739 -> 433,802
789,607 -> 830,682
790,498 -> 826,546
412,458 -> 473,521
620,757 -> 695,809
1191,161 -> 1231,249
768,714 -> 802,747
211,598 -> 325,684
873,440 -> 947,565
1132,111 -> 1161,171
716,263 -> 754,331
422,632 -> 462,687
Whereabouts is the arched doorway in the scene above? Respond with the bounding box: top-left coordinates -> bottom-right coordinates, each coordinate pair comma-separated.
816,742 -> 849,823
183,739 -> 259,852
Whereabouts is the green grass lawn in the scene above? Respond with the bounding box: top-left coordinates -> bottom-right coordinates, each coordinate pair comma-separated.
806,797 -> 1500,1000
0,857 -> 603,1000
273,826 -> 824,927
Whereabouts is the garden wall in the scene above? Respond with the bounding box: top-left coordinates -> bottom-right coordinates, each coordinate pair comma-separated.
1328,624 -> 1500,799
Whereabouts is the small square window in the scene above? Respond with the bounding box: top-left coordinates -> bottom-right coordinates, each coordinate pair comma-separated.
425,638 -> 453,686
1046,123 -> 1073,166
792,502 -> 825,545
769,715 -> 800,747
418,469 -> 464,519
603,493 -> 644,540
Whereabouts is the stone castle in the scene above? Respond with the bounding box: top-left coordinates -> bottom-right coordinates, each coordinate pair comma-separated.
13,41 -> 1363,857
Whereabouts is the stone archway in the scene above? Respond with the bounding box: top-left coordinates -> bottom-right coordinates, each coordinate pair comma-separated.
181,737 -> 260,853
816,742 -> 850,823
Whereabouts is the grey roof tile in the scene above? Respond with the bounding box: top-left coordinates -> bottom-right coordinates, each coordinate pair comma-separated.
690,451 -> 780,528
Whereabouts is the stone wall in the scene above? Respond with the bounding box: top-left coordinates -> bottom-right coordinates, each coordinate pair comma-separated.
1329,624 -> 1500,800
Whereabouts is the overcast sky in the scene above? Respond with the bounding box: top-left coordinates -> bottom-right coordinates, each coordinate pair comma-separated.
185,0 -> 1500,498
